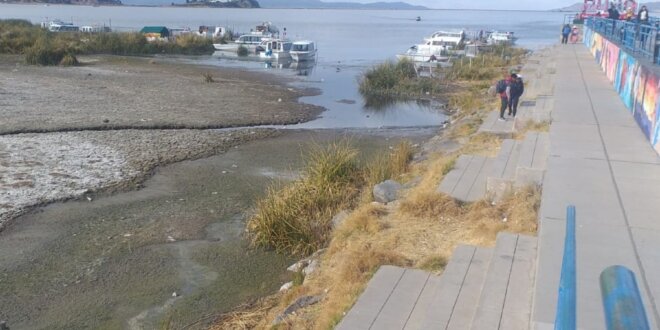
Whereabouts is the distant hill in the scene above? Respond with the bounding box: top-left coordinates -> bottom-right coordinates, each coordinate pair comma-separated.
174,0 -> 259,7
258,0 -> 427,9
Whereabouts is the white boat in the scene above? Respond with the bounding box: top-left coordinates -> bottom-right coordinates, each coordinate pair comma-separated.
42,20 -> 79,32
213,22 -> 279,52
487,31 -> 517,45
290,41 -> 317,62
396,30 -> 465,63
257,39 -> 293,60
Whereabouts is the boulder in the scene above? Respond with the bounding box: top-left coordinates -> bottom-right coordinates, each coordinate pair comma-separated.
331,210 -> 349,228
303,259 -> 319,276
279,281 -> 294,292
373,180 -> 402,203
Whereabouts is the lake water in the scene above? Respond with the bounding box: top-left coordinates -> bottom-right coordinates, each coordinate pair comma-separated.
0,5 -> 566,129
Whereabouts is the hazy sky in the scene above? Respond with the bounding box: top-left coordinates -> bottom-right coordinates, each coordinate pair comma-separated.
336,0 -> 579,10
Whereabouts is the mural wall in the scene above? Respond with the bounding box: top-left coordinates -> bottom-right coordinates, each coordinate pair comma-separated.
584,27 -> 660,154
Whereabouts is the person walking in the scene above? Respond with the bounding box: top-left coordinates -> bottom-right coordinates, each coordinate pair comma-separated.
561,24 -> 571,44
508,74 -> 524,117
496,74 -> 512,121
608,4 -> 620,20
638,5 -> 649,23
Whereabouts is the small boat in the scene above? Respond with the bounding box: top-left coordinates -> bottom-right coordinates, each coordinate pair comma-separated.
213,22 -> 279,52
487,31 -> 517,45
257,38 -> 293,60
42,20 -> 79,32
290,41 -> 317,62
416,16 -> 421,21
396,30 -> 464,63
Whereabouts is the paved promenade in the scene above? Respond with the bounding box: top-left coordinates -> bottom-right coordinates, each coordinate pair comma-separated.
533,44 -> 660,329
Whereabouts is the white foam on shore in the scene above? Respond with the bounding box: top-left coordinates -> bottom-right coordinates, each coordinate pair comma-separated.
0,133 -> 138,228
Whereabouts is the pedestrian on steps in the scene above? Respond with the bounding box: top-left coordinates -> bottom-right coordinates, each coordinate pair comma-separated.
496,74 -> 512,121
508,74 -> 524,118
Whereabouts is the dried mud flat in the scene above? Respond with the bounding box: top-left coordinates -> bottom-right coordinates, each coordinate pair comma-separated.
0,55 -> 322,134
0,54 -> 321,230
0,128 -> 278,230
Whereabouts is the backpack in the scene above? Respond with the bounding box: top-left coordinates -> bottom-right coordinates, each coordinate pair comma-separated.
495,79 -> 507,94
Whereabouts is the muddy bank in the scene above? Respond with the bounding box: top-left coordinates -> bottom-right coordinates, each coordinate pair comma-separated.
0,128 -> 434,330
0,128 -> 278,230
0,55 -> 322,134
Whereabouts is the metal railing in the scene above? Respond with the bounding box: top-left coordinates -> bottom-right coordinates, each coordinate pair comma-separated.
586,17 -> 660,64
555,205 -> 577,330
553,205 -> 651,329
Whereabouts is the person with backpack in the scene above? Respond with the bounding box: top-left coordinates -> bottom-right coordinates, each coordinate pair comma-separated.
508,74 -> 524,117
561,24 -> 571,44
495,74 -> 512,121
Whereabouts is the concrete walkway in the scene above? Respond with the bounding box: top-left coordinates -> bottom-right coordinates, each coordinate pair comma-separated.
533,44 -> 660,329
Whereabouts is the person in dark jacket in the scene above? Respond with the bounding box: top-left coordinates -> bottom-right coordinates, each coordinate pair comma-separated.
497,74 -> 512,121
608,5 -> 620,20
638,6 -> 649,23
508,74 -> 524,117
561,24 -> 571,44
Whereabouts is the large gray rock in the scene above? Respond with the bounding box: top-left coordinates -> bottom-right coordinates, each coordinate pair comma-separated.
373,180 -> 402,203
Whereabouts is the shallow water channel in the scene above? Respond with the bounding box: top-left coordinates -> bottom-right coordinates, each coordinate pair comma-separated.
0,129 -> 434,329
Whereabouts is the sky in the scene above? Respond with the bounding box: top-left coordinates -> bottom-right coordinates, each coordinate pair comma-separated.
334,0 -> 580,10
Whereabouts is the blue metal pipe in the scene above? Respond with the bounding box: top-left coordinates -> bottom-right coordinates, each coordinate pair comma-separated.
600,266 -> 650,330
555,205 -> 577,330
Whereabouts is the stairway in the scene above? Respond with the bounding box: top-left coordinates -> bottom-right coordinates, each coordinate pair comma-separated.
438,132 -> 549,202
337,232 -> 538,330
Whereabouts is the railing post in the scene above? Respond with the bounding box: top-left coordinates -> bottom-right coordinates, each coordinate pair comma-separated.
555,205 -> 577,330
600,266 -> 650,330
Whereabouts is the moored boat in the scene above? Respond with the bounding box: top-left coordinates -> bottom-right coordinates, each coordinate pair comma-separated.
290,41 -> 317,62
487,31 -> 517,45
257,38 -> 293,60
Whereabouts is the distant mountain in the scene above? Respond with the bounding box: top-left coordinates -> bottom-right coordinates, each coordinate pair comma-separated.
174,0 -> 259,7
232,0 -> 427,9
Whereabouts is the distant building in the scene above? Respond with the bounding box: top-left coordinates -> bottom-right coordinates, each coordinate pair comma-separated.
140,26 -> 170,40
81,25 -> 111,33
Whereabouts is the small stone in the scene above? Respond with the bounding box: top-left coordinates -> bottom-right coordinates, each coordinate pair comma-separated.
373,180 -> 402,204
231,164 -> 238,168
221,170 -> 227,174
211,192 -> 218,195
277,98 -> 282,102
279,281 -> 294,292
103,119 -> 109,123
303,259 -> 319,276
287,260 -> 309,273
172,292 -> 178,297
86,196 -> 92,201
123,233 -> 132,237
166,236 -> 176,242
502,217 -> 508,223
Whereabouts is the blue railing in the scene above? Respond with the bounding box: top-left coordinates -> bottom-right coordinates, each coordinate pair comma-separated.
553,205 -> 651,329
600,266 -> 651,330
555,205 -> 577,330
586,17 -> 660,64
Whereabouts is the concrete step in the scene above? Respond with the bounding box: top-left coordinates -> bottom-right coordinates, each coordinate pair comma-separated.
446,247 -> 493,330
515,96 -> 553,130
478,110 -> 516,138
469,232 -> 519,330
437,154 -> 490,202
404,245 -> 477,329
500,234 -> 538,330
485,139 -> 520,201
515,132 -> 550,188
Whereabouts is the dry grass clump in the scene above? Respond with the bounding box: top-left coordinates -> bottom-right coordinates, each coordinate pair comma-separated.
247,141 -> 361,257
202,72 -> 215,83
514,119 -> 551,139
363,141 -> 414,187
247,140 -> 416,257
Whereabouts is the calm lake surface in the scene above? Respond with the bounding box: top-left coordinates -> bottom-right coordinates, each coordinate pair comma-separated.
1,5 -> 566,128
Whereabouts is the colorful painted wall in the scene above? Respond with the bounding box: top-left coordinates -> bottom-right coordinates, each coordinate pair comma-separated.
584,27 -> 660,155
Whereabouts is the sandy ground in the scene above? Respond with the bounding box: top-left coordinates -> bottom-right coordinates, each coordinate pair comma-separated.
0,55 -> 322,134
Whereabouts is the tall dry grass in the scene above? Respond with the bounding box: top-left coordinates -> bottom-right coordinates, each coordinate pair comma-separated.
246,140 -> 416,257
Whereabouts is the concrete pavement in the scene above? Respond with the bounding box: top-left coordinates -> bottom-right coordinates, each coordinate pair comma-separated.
532,44 -> 660,329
